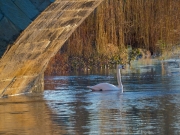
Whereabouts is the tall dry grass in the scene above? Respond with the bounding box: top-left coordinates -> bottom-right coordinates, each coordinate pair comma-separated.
123,0 -> 180,52
45,0 -> 180,75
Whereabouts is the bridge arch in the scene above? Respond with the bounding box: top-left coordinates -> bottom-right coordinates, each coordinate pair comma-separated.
0,0 -> 103,97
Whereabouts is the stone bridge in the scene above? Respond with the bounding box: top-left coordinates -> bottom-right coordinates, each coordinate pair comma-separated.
0,0 -> 103,97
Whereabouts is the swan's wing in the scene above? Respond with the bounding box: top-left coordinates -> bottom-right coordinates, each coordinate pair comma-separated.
87,85 -> 101,91
87,83 -> 119,91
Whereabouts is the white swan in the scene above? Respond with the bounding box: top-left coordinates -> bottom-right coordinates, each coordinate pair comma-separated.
87,65 -> 124,92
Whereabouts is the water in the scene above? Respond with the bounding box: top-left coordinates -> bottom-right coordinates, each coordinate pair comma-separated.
0,59 -> 180,135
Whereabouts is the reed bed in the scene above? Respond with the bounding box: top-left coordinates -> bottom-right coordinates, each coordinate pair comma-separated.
45,0 -> 180,75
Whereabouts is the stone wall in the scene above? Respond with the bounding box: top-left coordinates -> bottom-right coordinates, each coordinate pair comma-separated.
0,0 -> 54,57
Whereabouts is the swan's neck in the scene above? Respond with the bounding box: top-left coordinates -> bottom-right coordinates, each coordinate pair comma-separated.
117,68 -> 123,92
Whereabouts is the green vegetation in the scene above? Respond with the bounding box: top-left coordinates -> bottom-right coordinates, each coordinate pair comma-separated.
45,0 -> 180,75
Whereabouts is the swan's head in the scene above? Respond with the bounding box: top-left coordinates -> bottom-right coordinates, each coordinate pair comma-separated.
117,64 -> 125,69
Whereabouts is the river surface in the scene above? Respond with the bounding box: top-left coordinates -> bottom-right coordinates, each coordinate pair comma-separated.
0,59 -> 180,135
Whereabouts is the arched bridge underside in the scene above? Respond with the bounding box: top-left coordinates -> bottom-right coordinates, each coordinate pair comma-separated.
0,0 -> 103,97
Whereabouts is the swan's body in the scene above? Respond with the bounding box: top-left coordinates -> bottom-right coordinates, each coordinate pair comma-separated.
87,83 -> 121,91
87,65 -> 124,92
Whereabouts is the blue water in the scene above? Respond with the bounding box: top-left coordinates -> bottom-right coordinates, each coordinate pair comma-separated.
0,59 -> 180,135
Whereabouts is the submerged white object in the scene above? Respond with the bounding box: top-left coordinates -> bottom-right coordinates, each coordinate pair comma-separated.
87,65 -> 124,92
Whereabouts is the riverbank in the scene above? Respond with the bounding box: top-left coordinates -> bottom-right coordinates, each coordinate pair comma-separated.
44,44 -> 180,76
